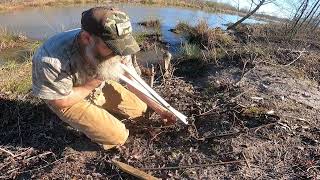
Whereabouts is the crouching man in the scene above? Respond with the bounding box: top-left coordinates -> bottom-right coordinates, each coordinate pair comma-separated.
32,7 -> 175,150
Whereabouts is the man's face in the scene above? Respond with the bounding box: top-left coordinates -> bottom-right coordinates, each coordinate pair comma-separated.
85,35 -> 115,65
84,35 -> 125,81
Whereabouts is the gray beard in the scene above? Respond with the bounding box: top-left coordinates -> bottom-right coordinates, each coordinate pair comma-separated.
84,44 -> 124,82
96,55 -> 125,82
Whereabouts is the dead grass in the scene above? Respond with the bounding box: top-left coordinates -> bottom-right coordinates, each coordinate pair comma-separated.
175,21 -> 239,63
0,29 -> 28,51
234,23 -> 320,84
182,21 -> 234,47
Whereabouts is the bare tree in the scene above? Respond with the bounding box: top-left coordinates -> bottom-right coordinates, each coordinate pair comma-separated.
227,0 -> 274,30
289,0 -> 320,35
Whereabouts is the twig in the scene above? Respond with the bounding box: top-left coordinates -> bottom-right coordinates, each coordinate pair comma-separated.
195,107 -> 218,117
253,122 -> 278,133
190,121 -> 203,141
307,166 -> 320,172
150,131 -> 165,141
137,125 -> 175,130
206,130 -> 243,139
242,151 -> 250,169
283,49 -> 306,67
12,147 -> 33,158
112,160 -> 158,180
150,64 -> 155,88
282,115 -> 310,124
235,66 -> 256,86
24,151 -> 53,162
141,160 -> 246,171
240,59 -> 249,79
0,147 -> 15,157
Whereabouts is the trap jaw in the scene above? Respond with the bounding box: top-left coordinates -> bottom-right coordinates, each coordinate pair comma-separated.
119,64 -> 188,125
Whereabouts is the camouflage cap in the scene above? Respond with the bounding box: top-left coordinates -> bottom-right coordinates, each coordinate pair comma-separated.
81,7 -> 140,56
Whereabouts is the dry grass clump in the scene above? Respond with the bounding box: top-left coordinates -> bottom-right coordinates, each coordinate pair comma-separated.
171,21 -> 190,34
175,21 -> 236,63
138,19 -> 161,29
175,21 -> 234,48
0,29 -> 29,52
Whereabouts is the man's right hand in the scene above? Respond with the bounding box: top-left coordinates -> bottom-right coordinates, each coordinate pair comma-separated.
47,77 -> 103,109
84,77 -> 103,90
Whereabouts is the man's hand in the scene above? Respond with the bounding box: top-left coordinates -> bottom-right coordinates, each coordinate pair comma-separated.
159,109 -> 176,125
47,77 -> 103,109
84,77 -> 103,90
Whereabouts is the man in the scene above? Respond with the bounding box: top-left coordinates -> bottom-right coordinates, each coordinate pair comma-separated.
32,6 -> 175,150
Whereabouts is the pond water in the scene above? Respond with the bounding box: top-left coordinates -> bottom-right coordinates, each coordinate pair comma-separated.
0,4 -> 263,43
0,4 -> 264,65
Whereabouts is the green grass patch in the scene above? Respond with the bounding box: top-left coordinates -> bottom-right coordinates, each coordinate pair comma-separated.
0,30 -> 41,95
179,42 -> 202,60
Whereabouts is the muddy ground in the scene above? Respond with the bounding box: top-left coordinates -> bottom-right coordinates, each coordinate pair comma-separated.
1,24 -> 320,179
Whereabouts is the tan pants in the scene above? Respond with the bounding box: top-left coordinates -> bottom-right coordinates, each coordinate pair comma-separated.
48,80 -> 147,150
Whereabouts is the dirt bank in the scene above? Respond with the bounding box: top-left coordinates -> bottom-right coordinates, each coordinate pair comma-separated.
1,22 -> 320,179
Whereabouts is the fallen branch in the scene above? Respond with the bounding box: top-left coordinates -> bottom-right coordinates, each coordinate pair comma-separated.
253,122 -> 278,133
0,147 -> 15,157
141,160 -> 246,171
112,160 -> 159,180
283,50 -> 306,67
242,151 -> 250,169
276,48 -> 307,67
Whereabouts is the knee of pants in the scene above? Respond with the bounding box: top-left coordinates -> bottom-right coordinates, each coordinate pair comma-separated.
103,80 -> 147,119
126,102 -> 147,119
99,128 -> 129,147
49,100 -> 130,147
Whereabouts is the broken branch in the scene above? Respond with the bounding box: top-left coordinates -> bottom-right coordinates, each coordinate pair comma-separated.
0,147 -> 15,157
112,160 -> 159,180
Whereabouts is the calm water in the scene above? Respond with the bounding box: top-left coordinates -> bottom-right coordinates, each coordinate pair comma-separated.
0,4 -> 262,43
0,4 -> 263,65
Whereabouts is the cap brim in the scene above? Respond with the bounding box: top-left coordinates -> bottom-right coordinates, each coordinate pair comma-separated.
104,34 -> 140,56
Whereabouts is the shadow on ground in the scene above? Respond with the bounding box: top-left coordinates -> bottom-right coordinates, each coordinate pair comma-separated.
0,94 -> 100,179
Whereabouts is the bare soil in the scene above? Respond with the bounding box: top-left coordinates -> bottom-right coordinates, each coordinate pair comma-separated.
1,25 -> 320,179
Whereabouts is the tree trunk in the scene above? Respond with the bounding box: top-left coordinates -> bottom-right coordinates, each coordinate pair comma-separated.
227,0 -> 266,30
290,0 -> 309,33
297,0 -> 320,29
